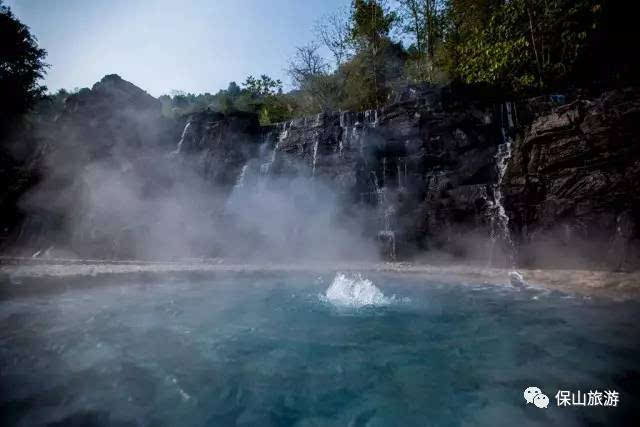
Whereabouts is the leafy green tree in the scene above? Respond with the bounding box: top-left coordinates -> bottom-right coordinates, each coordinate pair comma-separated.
346,0 -> 400,109
397,0 -> 445,82
339,40 -> 406,110
238,74 -> 297,124
258,93 -> 296,125
350,0 -> 396,47
439,0 -> 606,93
0,0 -> 48,136
294,73 -> 344,114
242,75 -> 283,97
226,81 -> 241,97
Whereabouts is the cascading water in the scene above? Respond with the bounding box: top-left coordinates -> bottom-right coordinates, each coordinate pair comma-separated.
371,171 -> 383,205
338,111 -> 365,158
364,109 -> 378,127
261,121 -> 289,177
396,162 -> 406,189
382,157 -> 387,187
338,112 -> 350,158
371,168 -> 397,261
378,230 -> 396,261
487,102 -> 516,267
234,164 -> 249,190
312,134 -> 319,178
505,102 -> 515,128
171,121 -> 192,155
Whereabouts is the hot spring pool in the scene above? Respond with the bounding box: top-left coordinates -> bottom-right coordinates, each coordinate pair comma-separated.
1,271 -> 638,426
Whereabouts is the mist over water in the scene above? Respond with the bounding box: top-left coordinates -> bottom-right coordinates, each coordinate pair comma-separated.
1,272 -> 638,426
225,175 -> 378,262
2,3 -> 640,427
9,75 -> 635,272
17,109 -> 380,263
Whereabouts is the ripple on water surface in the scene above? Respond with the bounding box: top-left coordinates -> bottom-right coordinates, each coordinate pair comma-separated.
0,271 -> 639,426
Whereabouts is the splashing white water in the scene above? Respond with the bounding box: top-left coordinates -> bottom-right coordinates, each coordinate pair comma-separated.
320,273 -> 398,308
509,270 -> 526,288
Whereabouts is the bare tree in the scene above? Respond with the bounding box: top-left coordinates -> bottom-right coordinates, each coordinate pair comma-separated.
286,43 -> 328,88
314,7 -> 353,68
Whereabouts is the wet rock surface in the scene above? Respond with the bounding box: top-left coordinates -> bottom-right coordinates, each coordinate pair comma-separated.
202,87 -> 513,262
504,88 -> 640,269
2,75 -> 639,269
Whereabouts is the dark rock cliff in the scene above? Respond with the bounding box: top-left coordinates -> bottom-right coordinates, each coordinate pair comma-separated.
2,75 -> 181,257
3,76 -> 639,269
504,88 -> 640,270
233,86 -> 515,263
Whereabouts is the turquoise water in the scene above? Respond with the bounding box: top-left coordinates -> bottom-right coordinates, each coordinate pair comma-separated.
1,272 -> 639,426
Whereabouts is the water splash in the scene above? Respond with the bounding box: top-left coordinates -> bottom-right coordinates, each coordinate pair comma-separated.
320,273 -> 398,308
509,271 -> 526,288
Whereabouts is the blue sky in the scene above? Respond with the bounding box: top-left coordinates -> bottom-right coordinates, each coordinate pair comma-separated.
6,0 -> 349,96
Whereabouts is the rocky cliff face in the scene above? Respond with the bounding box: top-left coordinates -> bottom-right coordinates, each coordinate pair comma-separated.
504,88 -> 640,270
4,75 -> 639,269
221,86 -> 517,263
2,75 -> 181,258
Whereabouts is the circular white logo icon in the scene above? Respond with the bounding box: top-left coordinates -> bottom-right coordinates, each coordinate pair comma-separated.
534,393 -> 549,408
524,386 -> 548,408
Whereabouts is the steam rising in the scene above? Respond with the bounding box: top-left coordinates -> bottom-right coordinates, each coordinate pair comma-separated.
16,103 -> 379,263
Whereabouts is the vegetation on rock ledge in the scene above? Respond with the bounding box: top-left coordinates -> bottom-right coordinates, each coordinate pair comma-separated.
1,0 -> 638,128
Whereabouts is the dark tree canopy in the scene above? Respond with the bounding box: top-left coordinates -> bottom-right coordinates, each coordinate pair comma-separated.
0,0 -> 48,136
350,0 -> 396,46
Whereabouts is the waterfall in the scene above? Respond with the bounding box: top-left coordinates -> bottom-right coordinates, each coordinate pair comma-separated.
337,110 -> 378,159
377,230 -> 397,261
262,121 -> 289,176
404,160 -> 408,186
172,121 -> 192,154
364,109 -> 378,127
339,111 -> 364,158
234,164 -> 249,190
339,112 -> 350,158
312,127 -> 320,178
487,103 -> 516,266
275,121 -> 289,160
372,169 -> 397,261
383,206 -> 395,232
382,157 -> 387,187
505,102 -> 515,128
370,171 -> 383,205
